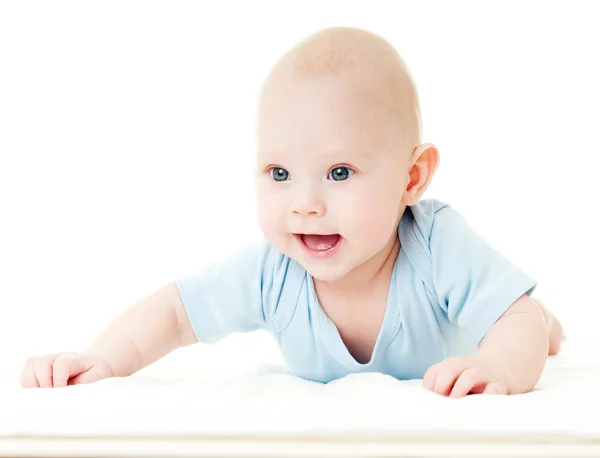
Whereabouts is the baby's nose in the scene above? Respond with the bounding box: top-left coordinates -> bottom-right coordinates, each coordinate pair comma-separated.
292,191 -> 326,217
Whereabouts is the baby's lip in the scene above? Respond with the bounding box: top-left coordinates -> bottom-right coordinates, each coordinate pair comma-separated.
292,232 -> 339,236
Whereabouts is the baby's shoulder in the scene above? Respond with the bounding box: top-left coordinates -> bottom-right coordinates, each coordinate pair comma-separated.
409,197 -> 453,219
406,198 -> 456,240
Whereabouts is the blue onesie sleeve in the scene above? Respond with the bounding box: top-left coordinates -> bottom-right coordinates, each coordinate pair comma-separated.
428,202 -> 538,344
175,241 -> 274,344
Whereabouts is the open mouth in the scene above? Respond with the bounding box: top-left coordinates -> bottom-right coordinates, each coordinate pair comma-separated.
293,233 -> 342,259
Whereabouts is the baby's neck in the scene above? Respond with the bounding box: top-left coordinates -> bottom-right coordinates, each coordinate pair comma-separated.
314,232 -> 401,298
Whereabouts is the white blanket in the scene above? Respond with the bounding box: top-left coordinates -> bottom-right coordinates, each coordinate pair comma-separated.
2,335 -> 600,457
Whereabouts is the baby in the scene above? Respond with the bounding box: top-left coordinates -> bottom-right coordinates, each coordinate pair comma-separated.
20,27 -> 564,397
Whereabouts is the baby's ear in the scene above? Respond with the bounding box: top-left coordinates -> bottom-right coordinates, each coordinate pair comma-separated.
402,143 -> 439,206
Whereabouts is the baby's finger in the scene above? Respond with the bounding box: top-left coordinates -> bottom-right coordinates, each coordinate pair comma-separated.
422,363 -> 442,391
34,355 -> 60,388
433,363 -> 465,396
482,382 -> 504,395
450,368 -> 488,398
52,354 -> 85,388
21,371 -> 39,389
19,358 -> 40,388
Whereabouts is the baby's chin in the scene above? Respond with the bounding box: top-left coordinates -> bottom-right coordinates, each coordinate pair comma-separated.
305,266 -> 348,283
295,258 -> 356,283
268,235 -> 359,282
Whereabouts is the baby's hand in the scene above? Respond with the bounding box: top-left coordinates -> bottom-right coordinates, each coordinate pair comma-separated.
19,353 -> 113,389
422,355 -> 509,398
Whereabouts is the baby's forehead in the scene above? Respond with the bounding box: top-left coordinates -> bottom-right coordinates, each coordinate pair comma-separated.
257,145 -> 378,163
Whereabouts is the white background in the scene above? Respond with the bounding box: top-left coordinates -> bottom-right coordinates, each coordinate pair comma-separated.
1,1 -> 598,384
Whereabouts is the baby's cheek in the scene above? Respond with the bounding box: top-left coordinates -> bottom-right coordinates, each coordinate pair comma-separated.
256,206 -> 275,237
256,196 -> 285,243
351,193 -> 398,240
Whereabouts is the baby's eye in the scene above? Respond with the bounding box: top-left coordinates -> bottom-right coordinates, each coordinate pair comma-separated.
328,167 -> 354,181
270,167 -> 290,182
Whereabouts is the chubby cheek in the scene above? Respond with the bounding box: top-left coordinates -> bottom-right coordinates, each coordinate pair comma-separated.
344,188 -> 399,246
256,191 -> 288,249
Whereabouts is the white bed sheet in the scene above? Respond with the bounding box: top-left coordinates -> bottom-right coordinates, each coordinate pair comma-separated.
2,336 -> 600,457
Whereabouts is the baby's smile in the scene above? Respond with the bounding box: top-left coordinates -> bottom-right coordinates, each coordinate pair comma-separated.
293,233 -> 343,259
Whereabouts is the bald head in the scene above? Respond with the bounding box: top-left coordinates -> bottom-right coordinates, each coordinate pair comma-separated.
259,27 -> 422,150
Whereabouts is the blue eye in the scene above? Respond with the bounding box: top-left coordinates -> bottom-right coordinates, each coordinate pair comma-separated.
328,167 -> 353,181
270,167 -> 290,182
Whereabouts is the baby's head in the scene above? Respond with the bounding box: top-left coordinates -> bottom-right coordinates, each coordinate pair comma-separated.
255,27 -> 439,282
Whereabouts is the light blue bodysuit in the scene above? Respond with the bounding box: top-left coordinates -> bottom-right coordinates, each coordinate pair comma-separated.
176,199 -> 537,382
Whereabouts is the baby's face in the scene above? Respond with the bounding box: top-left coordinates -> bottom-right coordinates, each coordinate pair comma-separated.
255,73 -> 411,281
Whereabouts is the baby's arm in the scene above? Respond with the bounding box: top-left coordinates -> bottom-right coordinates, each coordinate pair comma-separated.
85,282 -> 196,376
476,294 -> 549,394
423,294 -> 549,397
20,283 -> 195,387
22,242 -> 272,388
